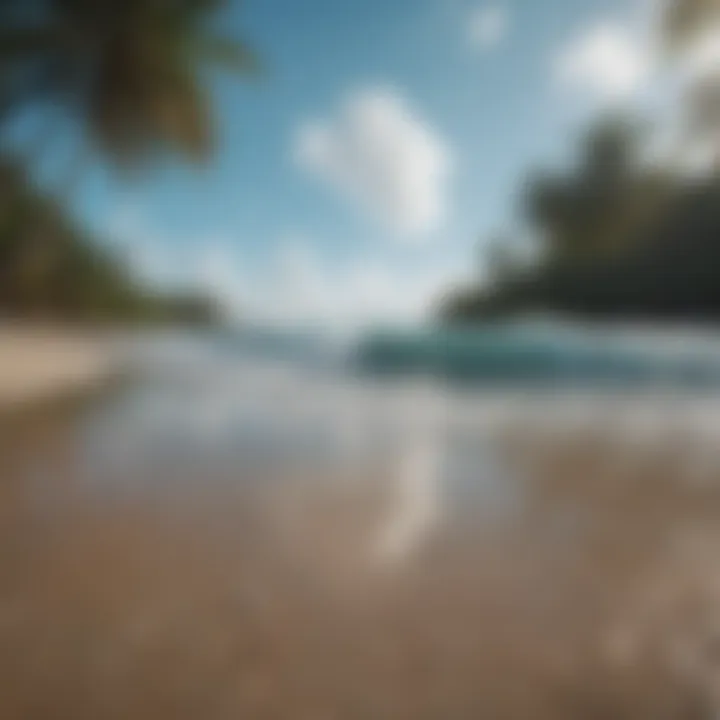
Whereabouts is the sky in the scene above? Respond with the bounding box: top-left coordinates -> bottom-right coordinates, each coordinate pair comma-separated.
61,0 -> 674,326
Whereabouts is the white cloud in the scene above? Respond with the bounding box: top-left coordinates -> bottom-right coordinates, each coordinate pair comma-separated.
552,10 -> 720,176
193,243 -> 247,317
554,22 -> 653,102
106,211 -> 468,327
468,5 -> 509,50
106,210 -> 248,319
238,239 -> 466,328
294,87 -> 453,239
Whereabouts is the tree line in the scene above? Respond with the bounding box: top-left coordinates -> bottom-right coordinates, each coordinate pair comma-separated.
443,0 -> 720,325
0,0 -> 257,324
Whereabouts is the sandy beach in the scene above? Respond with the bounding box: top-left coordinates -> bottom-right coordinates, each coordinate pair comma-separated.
1,399 -> 720,719
0,326 -> 118,411
1,334 -> 720,719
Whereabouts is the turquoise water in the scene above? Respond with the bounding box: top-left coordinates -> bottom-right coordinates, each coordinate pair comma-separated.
356,326 -> 720,386
98,323 -> 720,489
212,323 -> 720,388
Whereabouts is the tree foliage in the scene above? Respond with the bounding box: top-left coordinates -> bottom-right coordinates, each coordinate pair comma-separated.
525,120 -> 668,264
0,0 -> 257,324
663,0 -> 720,49
0,155 -> 220,324
442,0 -> 720,326
0,0 -> 258,168
443,119 -> 720,324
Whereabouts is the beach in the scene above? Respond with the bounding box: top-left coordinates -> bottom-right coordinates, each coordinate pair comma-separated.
0,326 -> 118,411
1,330 -> 720,718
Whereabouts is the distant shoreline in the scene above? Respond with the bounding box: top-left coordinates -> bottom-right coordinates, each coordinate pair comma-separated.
0,325 -> 119,411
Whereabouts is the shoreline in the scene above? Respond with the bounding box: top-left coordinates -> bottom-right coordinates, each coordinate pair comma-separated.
0,325 -> 119,412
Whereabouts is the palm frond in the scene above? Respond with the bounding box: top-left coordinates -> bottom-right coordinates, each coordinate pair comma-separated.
160,80 -> 215,161
663,0 -> 720,48
0,27 -> 71,62
193,34 -> 262,75
0,0 -> 260,170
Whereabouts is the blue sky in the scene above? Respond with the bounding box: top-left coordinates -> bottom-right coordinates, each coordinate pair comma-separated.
67,0 -> 652,325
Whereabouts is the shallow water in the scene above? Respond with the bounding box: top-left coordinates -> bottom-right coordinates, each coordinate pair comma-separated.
3,330 -> 720,718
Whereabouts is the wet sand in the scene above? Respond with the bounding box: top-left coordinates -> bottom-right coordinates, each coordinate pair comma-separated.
2,387 -> 720,718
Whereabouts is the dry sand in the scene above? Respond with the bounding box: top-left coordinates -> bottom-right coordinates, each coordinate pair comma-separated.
0,325 -> 117,410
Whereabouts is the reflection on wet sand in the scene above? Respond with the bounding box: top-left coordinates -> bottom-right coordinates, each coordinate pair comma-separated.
375,433 -> 442,565
2,384 -> 720,718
